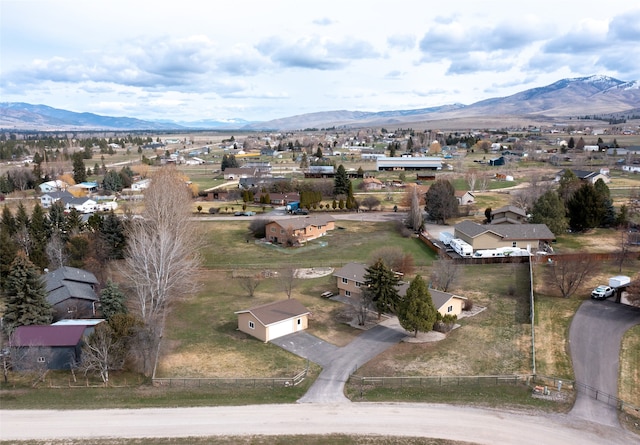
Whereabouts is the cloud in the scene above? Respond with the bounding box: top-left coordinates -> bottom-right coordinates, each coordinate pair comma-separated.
313,17 -> 334,26
542,19 -> 608,54
608,10 -> 640,41
256,36 -> 378,70
384,70 -> 405,79
387,34 -> 416,50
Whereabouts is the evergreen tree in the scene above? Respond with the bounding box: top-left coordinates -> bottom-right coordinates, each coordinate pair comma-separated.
333,164 -> 350,196
424,179 -> 458,224
102,170 -> 124,192
530,190 -> 568,235
0,228 -> 19,289
28,203 -> 50,270
100,280 -> 128,320
1,205 -> 17,236
567,183 -> 605,231
3,252 -> 52,333
567,137 -> 575,149
397,275 -> 438,337
557,170 -> 580,204
594,179 -> 615,227
99,211 -> 127,260
72,152 -> 87,183
364,258 -> 400,318
299,152 -> 309,169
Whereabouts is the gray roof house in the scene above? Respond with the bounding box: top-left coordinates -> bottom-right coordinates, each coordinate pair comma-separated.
490,205 -> 527,224
40,190 -> 73,208
454,220 -> 555,251
43,267 -> 100,320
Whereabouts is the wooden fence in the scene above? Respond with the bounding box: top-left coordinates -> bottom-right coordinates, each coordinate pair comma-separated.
152,367 -> 308,389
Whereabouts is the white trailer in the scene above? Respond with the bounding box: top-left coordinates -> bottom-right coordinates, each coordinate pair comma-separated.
450,238 -> 473,257
609,275 -> 631,288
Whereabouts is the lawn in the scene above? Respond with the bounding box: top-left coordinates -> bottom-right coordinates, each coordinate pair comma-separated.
619,324 -> 640,407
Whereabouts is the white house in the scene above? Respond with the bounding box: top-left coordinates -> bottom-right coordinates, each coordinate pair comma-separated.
40,191 -> 73,208
131,178 -> 151,191
235,299 -> 310,342
38,180 -> 68,193
65,197 -> 97,214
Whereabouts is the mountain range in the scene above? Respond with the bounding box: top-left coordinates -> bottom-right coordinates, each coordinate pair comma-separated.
1,75 -> 639,132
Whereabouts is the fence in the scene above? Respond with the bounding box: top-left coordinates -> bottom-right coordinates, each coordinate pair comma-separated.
152,367 -> 308,389
349,374 -> 532,388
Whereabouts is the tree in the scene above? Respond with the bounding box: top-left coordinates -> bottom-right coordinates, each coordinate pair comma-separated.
530,190 -> 568,235
28,203 -> 49,271
238,275 -> 260,297
546,256 -> 596,298
249,218 -> 268,238
576,137 -> 585,151
369,246 -> 414,276
355,288 -> 374,326
221,154 -> 239,171
407,185 -> 423,231
466,169 -> 477,192
626,275 -> 640,307
484,207 -> 492,224
3,252 -> 52,333
120,167 -> 201,325
567,183 -> 605,231
557,170 -> 580,204
361,196 -> 381,211
100,280 -> 128,320
333,164 -> 350,196
46,232 -> 68,269
279,268 -> 296,299
397,275 -> 438,337
568,137 -> 575,149
430,254 -> 460,292
79,323 -> 123,383
72,152 -> 87,184
424,179 -> 458,224
102,170 -> 124,192
364,258 -> 400,318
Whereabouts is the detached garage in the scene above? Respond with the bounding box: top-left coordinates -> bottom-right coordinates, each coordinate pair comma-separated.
235,299 -> 310,342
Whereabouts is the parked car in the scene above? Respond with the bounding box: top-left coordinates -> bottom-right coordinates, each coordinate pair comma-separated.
294,209 -> 309,215
234,211 -> 256,216
320,291 -> 333,299
591,285 -> 614,300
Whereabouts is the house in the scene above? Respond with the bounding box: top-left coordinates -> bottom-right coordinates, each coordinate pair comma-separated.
454,220 -> 555,251
223,168 -> 258,180
362,177 -> 384,191
43,267 -> 100,320
490,205 -> 527,224
64,197 -> 97,214
10,325 -> 86,370
131,178 -> 151,191
253,192 -> 300,206
333,262 -> 368,298
304,165 -> 335,178
39,191 -> 73,208
38,180 -> 68,193
334,263 -> 466,317
376,156 -> 442,171
235,299 -> 310,342
555,169 -> 611,184
265,215 -> 335,245
489,156 -> 505,166
456,191 -> 475,206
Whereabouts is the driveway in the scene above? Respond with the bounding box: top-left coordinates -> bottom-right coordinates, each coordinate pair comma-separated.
569,299 -> 640,426
270,332 -> 339,368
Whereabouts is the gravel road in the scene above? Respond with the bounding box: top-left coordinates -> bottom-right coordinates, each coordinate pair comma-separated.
2,403 -> 637,444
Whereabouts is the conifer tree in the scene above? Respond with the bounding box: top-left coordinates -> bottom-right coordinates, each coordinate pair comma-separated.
100,280 -> 128,320
364,258 -> 400,318
397,275 -> 437,337
3,252 -> 52,333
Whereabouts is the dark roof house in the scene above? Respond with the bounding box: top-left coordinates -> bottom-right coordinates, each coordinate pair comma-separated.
43,267 -> 100,320
454,220 -> 554,251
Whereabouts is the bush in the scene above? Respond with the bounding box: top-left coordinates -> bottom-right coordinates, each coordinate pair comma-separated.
208,207 -> 219,214
249,218 -> 268,238
395,220 -> 414,238
463,298 -> 474,311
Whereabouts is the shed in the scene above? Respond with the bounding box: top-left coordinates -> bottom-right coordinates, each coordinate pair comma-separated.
235,299 -> 310,342
11,325 -> 86,370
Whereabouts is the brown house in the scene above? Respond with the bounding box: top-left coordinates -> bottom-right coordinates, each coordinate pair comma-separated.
454,220 -> 555,251
235,299 -> 310,342
490,205 -> 527,224
362,177 -> 384,191
265,215 -> 335,245
333,262 -> 368,298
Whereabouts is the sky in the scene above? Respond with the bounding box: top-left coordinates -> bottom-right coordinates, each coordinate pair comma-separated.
2,0 -> 640,123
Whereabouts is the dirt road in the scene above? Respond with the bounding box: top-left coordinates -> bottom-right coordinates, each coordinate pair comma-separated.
2,403 -> 636,444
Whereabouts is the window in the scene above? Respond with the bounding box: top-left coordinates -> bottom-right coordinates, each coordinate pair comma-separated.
342,277 -> 348,284
512,242 -> 517,247
271,227 -> 275,232
248,321 -> 255,329
37,357 -> 46,363
355,282 -> 361,287
447,305 -> 453,313
297,318 -> 301,325
281,229 -> 285,234
345,290 -> 351,297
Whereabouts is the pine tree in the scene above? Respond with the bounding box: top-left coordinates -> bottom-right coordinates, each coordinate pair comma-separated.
567,183 -> 605,231
333,164 -> 350,196
3,252 -> 52,333
364,258 -> 400,318
397,275 -> 437,337
72,152 -> 87,183
100,280 -> 128,320
530,190 -> 568,235
28,203 -> 50,270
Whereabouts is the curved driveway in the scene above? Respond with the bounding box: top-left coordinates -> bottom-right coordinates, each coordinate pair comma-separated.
569,299 -> 640,425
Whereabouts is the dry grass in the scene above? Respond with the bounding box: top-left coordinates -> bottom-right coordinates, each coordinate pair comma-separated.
619,325 -> 640,406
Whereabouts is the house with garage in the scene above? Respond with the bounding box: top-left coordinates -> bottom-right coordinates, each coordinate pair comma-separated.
131,178 -> 151,191
333,262 -> 368,298
64,197 -> 97,214
555,169 -> 610,184
10,324 -> 86,370
40,190 -> 74,208
38,180 -> 68,193
376,156 -> 442,171
429,289 -> 467,317
43,266 -> 100,320
223,167 -> 258,180
490,205 -> 527,224
453,220 -> 555,251
265,215 -> 335,246
235,299 -> 310,342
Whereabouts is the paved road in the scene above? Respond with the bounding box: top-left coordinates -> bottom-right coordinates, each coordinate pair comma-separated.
273,317 -> 407,403
2,403 -> 636,444
569,299 -> 640,425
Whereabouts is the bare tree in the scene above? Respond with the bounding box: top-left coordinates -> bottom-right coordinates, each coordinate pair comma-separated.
46,232 -> 68,269
430,254 -> 460,292
279,268 -> 296,299
361,196 -> 381,211
625,275 -> 640,307
466,168 -> 478,192
478,174 -> 490,192
79,323 -> 123,384
238,275 -> 261,298
354,288 -> 374,326
369,246 -> 414,275
121,167 -> 202,325
545,256 -> 596,298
